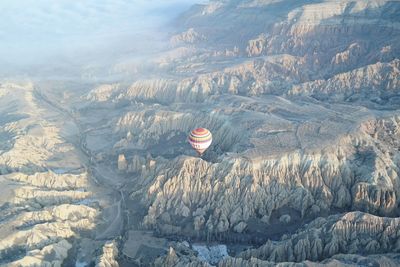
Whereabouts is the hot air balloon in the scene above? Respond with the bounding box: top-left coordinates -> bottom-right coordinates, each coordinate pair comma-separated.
188,128 -> 212,156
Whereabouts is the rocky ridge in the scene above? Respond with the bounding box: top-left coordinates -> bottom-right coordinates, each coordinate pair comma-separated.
0,83 -> 111,266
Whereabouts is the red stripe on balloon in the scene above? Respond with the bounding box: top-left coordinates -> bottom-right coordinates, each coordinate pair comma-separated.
189,137 -> 212,144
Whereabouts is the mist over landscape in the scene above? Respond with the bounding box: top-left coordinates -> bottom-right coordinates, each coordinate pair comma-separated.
0,0 -> 400,266
0,0 -> 201,77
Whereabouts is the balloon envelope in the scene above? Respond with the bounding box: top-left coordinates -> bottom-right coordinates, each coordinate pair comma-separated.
188,128 -> 212,155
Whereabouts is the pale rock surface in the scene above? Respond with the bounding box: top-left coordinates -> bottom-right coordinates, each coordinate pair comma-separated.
0,83 -> 99,266
96,241 -> 119,267
86,84 -> 120,102
7,240 -> 72,267
171,28 -> 206,46
140,116 -> 400,235
117,154 -> 128,171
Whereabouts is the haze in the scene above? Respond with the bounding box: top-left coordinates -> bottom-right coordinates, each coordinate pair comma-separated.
0,0 -> 202,75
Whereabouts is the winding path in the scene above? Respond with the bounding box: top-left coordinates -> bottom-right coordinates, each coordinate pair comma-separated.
34,88 -> 127,240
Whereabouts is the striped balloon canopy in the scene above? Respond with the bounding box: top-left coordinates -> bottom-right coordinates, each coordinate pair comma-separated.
188,128 -> 212,156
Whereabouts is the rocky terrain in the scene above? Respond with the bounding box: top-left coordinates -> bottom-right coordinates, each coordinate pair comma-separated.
0,0 -> 399,266
0,82 -> 97,266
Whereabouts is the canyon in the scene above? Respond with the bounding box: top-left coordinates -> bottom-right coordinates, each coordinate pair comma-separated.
0,0 -> 399,266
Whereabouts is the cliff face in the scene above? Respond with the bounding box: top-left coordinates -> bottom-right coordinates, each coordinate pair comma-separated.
78,1 -> 400,265
240,211 -> 400,262
100,0 -> 400,265
86,54 -> 399,109
154,211 -> 400,266
289,59 -> 400,102
139,116 -> 399,236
